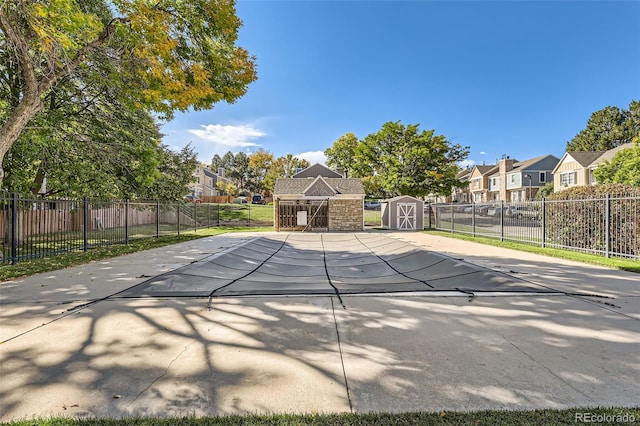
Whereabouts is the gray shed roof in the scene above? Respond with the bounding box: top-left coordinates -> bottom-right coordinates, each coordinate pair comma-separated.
274,177 -> 365,195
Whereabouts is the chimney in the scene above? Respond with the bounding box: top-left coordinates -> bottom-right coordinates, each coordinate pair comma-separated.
218,167 -> 225,177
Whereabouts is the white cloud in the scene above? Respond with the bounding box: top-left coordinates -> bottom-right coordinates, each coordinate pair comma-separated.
297,150 -> 326,165
188,123 -> 265,149
458,159 -> 476,169
479,151 -> 486,155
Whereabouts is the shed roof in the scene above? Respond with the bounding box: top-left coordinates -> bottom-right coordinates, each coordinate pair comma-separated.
274,177 -> 365,195
382,195 -> 425,203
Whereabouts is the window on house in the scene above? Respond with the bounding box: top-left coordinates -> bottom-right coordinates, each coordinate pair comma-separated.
560,172 -> 576,186
539,172 -> 546,183
510,175 -> 515,183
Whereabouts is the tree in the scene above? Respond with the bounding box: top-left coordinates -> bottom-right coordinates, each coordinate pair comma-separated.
248,149 -> 274,194
0,0 -> 257,187
566,101 -> 639,151
1,54 -> 166,198
324,133 -> 359,177
271,154 -> 309,179
592,138 -> 640,186
230,151 -> 251,191
536,182 -> 554,200
349,121 -> 469,198
137,145 -> 199,201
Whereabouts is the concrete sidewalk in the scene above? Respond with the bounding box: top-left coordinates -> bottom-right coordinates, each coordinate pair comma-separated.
1,231 -> 639,420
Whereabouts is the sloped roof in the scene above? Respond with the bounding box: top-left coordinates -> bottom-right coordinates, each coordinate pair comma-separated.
472,165 -> 498,177
382,195 -> 425,204
591,143 -> 634,166
292,163 -> 343,178
512,154 -> 560,170
303,176 -> 337,197
567,151 -> 605,167
274,177 -> 364,195
456,168 -> 473,180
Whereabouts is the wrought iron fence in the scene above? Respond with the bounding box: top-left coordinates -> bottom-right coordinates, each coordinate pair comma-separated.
0,194 -> 271,265
429,195 -> 640,259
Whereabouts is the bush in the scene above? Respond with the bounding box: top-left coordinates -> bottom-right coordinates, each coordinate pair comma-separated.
545,184 -> 639,256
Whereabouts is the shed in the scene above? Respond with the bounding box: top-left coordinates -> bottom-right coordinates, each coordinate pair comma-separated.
381,196 -> 424,230
273,164 -> 365,232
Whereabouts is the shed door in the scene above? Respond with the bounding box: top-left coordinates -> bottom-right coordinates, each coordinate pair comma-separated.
397,203 -> 416,230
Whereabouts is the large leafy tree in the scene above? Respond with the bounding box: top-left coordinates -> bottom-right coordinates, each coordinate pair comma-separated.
1,51 -> 166,197
247,149 -> 274,195
592,137 -> 640,186
326,122 -> 469,198
0,0 -> 257,188
566,101 -> 639,151
324,132 -> 359,177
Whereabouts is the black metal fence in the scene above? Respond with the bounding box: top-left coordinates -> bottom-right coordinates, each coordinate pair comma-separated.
0,194 -> 272,265
428,195 -> 640,259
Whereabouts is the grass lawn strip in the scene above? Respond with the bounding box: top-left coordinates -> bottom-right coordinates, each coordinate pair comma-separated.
425,230 -> 640,274
3,407 -> 639,425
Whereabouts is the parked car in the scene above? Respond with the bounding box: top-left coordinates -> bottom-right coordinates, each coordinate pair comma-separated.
251,194 -> 266,205
476,205 -> 492,216
506,206 -> 540,220
184,195 -> 202,203
487,206 -> 509,217
232,196 -> 248,204
364,200 -> 381,210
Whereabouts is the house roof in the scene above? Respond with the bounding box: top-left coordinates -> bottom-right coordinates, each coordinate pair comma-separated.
590,143 -> 634,166
567,151 -> 605,167
552,144 -> 633,174
471,165 -> 498,177
456,168 -> 473,180
511,154 -> 560,171
292,163 -> 343,178
274,177 -> 365,196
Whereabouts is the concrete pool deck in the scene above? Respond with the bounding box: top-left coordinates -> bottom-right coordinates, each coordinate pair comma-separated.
1,231 -> 638,420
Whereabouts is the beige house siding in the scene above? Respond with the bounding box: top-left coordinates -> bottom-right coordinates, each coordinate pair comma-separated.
469,168 -> 492,203
553,160 -> 589,190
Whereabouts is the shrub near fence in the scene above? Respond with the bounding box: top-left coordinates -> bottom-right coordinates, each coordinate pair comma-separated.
430,194 -> 640,259
0,193 -> 273,265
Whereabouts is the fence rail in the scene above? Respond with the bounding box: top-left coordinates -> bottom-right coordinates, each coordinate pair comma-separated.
429,196 -> 640,259
0,194 -> 271,265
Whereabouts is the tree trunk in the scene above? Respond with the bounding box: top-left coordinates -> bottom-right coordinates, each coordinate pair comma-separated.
0,89 -> 44,188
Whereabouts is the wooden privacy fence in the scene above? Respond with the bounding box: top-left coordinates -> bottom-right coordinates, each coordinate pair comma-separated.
0,194 -> 267,265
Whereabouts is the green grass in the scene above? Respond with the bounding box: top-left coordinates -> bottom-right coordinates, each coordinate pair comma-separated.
0,226 -> 272,281
3,407 -> 639,425
426,230 -> 640,273
364,208 -> 381,226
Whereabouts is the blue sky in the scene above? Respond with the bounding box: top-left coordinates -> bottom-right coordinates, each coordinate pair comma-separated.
161,0 -> 640,169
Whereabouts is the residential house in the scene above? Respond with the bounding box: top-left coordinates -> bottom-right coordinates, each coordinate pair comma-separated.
552,143 -> 633,192
189,165 -> 231,198
469,164 -> 498,203
451,168 -> 473,203
488,154 -> 560,201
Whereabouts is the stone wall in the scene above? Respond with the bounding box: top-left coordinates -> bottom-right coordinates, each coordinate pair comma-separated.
328,199 -> 363,231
